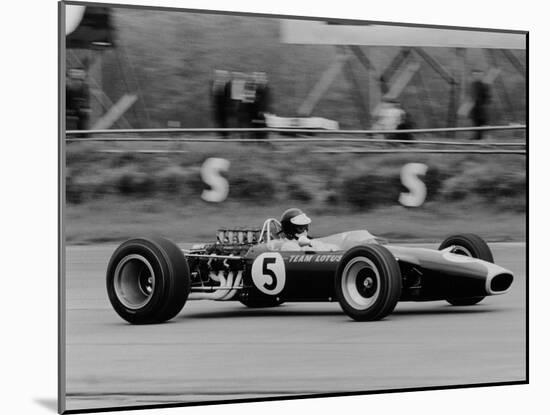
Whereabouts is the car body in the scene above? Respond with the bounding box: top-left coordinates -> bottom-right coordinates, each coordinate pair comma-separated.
106,218 -> 514,323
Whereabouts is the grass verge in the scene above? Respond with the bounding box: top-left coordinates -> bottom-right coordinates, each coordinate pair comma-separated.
65,198 -> 525,245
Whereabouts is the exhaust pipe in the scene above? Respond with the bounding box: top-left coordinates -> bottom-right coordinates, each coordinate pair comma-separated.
188,271 -> 234,300
217,271 -> 243,301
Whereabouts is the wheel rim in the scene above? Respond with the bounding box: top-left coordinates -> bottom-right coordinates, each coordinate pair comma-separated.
113,254 -> 156,310
450,245 -> 473,257
341,256 -> 381,310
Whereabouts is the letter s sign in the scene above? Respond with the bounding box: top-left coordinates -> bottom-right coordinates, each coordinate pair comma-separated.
200,158 -> 230,203
399,163 -> 428,207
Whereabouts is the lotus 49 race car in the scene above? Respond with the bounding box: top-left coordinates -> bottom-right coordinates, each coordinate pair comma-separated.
106,218 -> 514,323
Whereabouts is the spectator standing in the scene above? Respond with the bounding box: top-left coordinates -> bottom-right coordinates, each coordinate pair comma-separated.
371,97 -> 406,140
251,72 -> 270,138
395,102 -> 414,140
211,70 -> 231,138
236,74 -> 257,136
66,68 -> 90,134
469,69 -> 491,140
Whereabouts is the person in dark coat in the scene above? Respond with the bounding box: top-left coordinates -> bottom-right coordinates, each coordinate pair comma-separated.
469,69 -> 491,140
236,76 -> 256,137
211,70 -> 231,138
66,68 -> 90,135
395,103 -> 415,141
251,72 -> 270,138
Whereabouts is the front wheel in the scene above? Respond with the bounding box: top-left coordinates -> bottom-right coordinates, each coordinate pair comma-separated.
335,245 -> 402,321
106,237 -> 190,324
439,233 -> 493,306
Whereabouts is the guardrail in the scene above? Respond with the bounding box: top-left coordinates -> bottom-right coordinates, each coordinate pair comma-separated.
95,148 -> 525,155
66,124 -> 526,136
65,124 -> 526,154
66,136 -> 525,146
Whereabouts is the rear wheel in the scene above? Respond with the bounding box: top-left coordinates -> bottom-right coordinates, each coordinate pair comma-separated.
335,245 -> 402,321
106,237 -> 190,324
438,233 -> 493,306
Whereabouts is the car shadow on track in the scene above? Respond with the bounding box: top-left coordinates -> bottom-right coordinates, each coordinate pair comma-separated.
179,304 -> 499,320
393,304 -> 502,317
180,305 -> 343,320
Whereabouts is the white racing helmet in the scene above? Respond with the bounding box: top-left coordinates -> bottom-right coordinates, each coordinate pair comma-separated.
280,208 -> 311,239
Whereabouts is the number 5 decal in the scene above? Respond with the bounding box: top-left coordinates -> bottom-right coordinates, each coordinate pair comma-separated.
251,253 -> 286,295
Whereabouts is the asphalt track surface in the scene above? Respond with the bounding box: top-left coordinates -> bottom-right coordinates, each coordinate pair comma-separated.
64,243 -> 526,412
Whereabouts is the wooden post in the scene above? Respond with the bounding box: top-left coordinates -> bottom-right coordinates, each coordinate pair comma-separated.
413,48 -> 455,84
380,48 -> 412,86
87,49 -> 103,126
413,48 -> 456,135
447,81 -> 457,137
384,62 -> 421,100
364,47 -> 371,123
297,48 -> 349,116
92,94 -> 138,130
414,66 -> 437,128
486,49 -> 514,123
348,45 -> 380,75
343,57 -> 369,129
456,48 -> 467,110
501,49 -> 526,78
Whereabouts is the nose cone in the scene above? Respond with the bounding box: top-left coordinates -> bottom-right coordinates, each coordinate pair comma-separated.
484,262 -> 514,295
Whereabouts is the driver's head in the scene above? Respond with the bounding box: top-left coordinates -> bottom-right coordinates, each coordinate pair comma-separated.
280,208 -> 311,240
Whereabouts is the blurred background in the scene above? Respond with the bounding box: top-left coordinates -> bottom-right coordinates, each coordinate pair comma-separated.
64,5 -> 526,244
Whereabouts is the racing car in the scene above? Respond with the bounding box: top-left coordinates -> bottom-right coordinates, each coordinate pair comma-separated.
106,218 -> 514,324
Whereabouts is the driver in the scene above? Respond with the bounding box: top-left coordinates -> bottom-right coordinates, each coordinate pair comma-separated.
280,208 -> 312,246
279,208 -> 340,251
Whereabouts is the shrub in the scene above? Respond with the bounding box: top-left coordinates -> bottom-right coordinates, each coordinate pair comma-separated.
286,181 -> 313,202
155,165 -> 204,198
66,175 -> 83,204
340,173 -> 401,210
423,166 -> 450,201
284,174 -> 329,203
155,165 -> 186,193
228,170 -> 277,202
439,166 -> 526,211
116,170 -> 156,196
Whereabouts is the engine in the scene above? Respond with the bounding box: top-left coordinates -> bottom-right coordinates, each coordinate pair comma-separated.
185,227 -> 261,300
216,228 -> 261,245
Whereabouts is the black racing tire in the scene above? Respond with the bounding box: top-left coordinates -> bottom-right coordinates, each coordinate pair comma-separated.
438,233 -> 493,306
106,237 -> 190,324
239,292 -> 284,308
335,245 -> 402,321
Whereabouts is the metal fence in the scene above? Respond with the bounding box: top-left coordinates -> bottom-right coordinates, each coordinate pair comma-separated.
66,124 -> 525,136
64,124 -> 526,154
